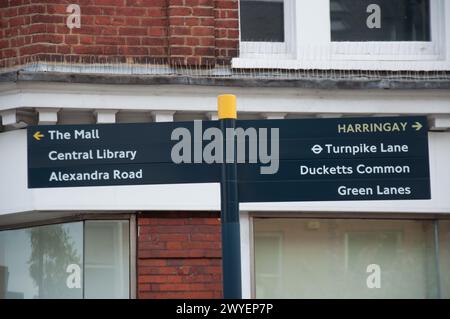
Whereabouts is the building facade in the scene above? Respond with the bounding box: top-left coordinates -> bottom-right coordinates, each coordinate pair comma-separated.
1,0 -> 450,299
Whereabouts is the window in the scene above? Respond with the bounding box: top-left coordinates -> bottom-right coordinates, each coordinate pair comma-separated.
239,0 -> 295,57
254,233 -> 282,298
329,0 -> 441,61
233,0 -> 448,70
240,0 -> 285,42
0,220 -> 130,299
253,218 -> 450,298
330,0 -> 431,42
84,221 -> 129,299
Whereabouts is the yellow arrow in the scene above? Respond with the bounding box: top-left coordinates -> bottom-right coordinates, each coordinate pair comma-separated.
412,122 -> 423,131
33,131 -> 44,141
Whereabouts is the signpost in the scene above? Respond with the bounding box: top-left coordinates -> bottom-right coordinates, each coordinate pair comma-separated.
236,116 -> 430,202
28,115 -> 430,203
218,94 -> 242,299
27,103 -> 431,299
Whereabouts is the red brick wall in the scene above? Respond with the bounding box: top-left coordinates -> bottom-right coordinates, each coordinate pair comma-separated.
137,212 -> 223,299
0,0 -> 239,68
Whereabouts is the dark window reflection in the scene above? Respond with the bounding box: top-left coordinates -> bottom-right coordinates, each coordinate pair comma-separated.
240,0 -> 285,42
331,0 -> 431,41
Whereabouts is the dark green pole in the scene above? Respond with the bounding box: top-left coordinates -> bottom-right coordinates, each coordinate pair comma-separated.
218,94 -> 242,299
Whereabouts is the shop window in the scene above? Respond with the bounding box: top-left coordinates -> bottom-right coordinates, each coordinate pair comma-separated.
84,221 -> 130,299
439,221 -> 450,298
253,218 -> 450,299
0,220 -> 130,299
254,233 -> 283,297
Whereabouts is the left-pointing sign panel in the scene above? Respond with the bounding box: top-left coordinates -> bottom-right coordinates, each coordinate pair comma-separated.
27,122 -> 221,188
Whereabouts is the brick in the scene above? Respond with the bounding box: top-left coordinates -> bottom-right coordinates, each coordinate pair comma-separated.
95,16 -> 111,25
170,47 -> 193,56
100,27 -> 118,36
147,8 -> 166,17
141,18 -> 166,27
190,0 -> 214,5
139,241 -> 166,249
56,45 -> 72,54
96,36 -> 126,45
227,28 -> 239,39
138,259 -> 167,267
65,35 -> 79,45
73,45 -> 104,55
138,266 -> 181,275
185,37 -> 199,46
169,7 -> 192,17
184,17 -> 201,26
96,0 -> 125,6
125,17 -> 140,25
170,26 -> 191,36
80,36 -> 95,45
111,17 -> 126,26
195,47 -> 215,56
148,27 -> 166,37
200,17 -> 215,26
46,5 -> 67,15
139,275 -> 183,283
9,16 -> 26,27
191,233 -> 221,241
116,7 -> 146,16
192,7 -> 213,17
101,7 -> 117,15
127,0 -> 166,5
83,6 -> 102,15
191,26 -> 214,36
119,27 -> 147,36
103,45 -> 119,55
126,37 -> 141,46
144,38 -> 167,47
215,19 -> 238,29
215,0 -> 238,9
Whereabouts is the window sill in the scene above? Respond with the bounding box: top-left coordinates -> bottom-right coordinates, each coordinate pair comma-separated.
232,57 -> 450,71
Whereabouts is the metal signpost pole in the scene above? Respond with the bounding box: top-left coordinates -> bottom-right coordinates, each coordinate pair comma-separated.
218,94 -> 242,299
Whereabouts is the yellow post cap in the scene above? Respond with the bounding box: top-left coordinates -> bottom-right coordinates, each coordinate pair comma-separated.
218,94 -> 237,119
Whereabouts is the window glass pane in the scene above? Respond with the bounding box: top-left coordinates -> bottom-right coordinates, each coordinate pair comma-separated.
330,0 -> 431,41
240,0 -> 285,42
0,222 -> 83,299
439,221 -> 450,299
254,218 -> 445,298
84,220 -> 130,299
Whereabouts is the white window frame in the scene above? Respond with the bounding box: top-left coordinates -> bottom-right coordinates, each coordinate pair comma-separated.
330,0 -> 444,61
233,0 -> 450,70
238,0 -> 296,60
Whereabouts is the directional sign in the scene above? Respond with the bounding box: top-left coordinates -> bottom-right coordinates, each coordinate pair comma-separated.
27,121 -> 221,188
27,116 -> 430,202
236,116 -> 430,202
